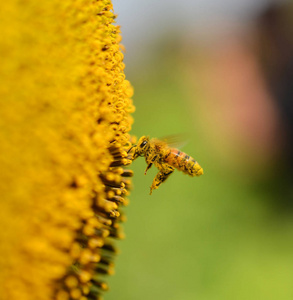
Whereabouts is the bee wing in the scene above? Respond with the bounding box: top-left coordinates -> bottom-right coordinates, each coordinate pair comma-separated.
158,134 -> 188,149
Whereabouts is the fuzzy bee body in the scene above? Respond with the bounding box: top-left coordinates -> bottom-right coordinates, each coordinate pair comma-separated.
164,149 -> 202,177
128,136 -> 203,194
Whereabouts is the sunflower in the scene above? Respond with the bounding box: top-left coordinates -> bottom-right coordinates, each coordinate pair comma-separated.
0,1 -> 135,299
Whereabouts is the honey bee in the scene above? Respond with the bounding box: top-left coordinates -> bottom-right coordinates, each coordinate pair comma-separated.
128,136 -> 203,194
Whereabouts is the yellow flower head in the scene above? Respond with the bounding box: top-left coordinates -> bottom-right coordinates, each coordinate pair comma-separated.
0,1 -> 135,299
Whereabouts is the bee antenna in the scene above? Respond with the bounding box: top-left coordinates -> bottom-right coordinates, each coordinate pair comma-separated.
127,144 -> 136,153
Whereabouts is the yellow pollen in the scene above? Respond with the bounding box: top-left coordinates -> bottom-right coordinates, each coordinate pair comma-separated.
65,276 -> 79,288
79,271 -> 92,283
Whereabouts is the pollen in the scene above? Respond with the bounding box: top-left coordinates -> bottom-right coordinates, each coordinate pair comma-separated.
0,1 -> 135,300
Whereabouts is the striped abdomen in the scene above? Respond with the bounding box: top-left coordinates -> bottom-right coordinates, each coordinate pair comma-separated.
164,148 -> 203,177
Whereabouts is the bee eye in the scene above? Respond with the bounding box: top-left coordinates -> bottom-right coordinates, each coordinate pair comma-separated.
140,140 -> 147,147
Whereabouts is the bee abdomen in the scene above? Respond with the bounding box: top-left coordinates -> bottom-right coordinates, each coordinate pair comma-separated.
164,149 -> 203,177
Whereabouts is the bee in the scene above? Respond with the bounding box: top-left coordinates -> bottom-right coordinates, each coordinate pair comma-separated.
128,136 -> 203,194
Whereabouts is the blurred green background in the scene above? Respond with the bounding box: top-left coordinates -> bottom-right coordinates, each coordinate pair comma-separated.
108,1 -> 293,299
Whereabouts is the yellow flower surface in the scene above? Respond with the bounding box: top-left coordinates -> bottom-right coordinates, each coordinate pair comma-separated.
0,1 -> 134,300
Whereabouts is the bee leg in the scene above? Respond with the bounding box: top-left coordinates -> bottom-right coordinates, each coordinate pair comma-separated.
144,163 -> 153,175
144,154 -> 159,175
150,164 -> 175,195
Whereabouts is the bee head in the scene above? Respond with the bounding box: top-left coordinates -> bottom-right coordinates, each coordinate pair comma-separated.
131,136 -> 150,159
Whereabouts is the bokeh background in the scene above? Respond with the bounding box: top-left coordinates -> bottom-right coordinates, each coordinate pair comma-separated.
108,0 -> 293,299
